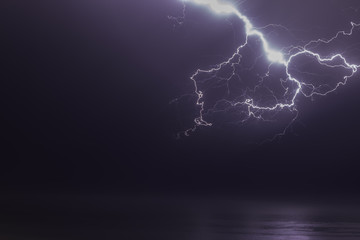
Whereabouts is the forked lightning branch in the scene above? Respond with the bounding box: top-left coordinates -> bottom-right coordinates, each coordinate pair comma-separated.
176,0 -> 360,138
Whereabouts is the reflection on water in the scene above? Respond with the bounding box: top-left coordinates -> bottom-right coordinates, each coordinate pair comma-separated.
1,195 -> 360,239
207,211 -> 360,240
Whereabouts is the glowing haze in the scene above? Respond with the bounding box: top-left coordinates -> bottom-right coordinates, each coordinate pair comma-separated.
178,0 -> 360,139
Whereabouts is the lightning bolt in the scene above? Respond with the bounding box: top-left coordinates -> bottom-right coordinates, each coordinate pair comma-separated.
176,0 -> 360,139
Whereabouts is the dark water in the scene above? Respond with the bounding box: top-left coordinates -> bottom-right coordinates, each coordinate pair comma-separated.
1,195 -> 360,240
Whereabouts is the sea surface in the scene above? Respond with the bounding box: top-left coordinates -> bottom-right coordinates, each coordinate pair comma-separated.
1,194 -> 360,240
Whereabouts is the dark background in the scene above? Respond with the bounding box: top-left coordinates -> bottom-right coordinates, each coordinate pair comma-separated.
2,0 -> 360,197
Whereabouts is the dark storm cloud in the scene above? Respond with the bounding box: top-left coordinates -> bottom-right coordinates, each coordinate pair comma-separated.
1,0 -> 360,194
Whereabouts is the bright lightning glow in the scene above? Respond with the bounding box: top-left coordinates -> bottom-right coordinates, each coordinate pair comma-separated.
178,0 -> 360,139
183,0 -> 236,15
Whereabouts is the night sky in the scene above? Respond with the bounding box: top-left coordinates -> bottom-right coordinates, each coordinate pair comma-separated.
2,0 -> 360,197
